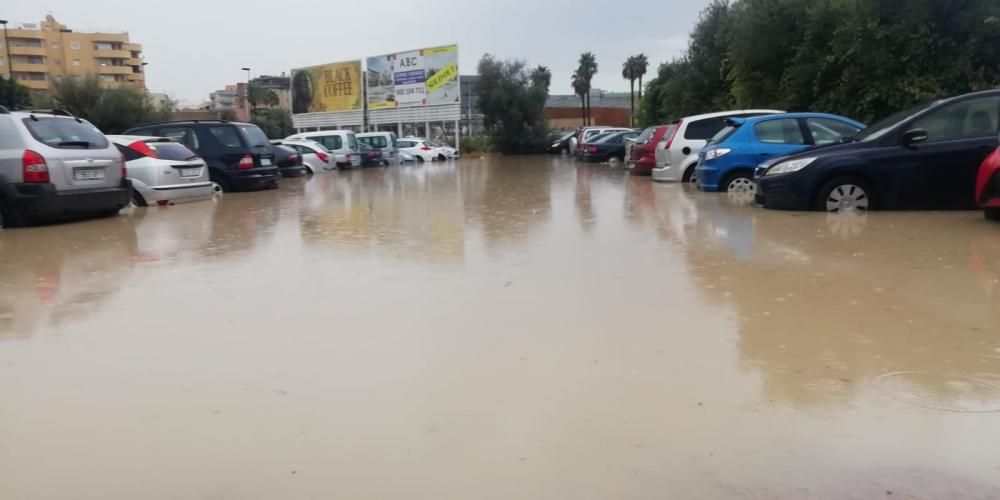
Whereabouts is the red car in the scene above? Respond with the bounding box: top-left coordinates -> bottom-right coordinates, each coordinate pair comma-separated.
976,144 -> 1000,220
627,124 -> 673,175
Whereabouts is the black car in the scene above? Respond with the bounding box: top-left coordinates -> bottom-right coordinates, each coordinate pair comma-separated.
548,131 -> 577,154
756,89 -> 1000,212
582,131 -> 639,162
271,144 -> 309,178
124,120 -> 280,192
357,142 -> 385,167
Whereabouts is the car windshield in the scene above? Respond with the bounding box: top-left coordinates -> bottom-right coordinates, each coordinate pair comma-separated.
635,127 -> 657,144
853,101 -> 934,142
237,124 -> 270,147
147,141 -> 198,161
22,117 -> 109,149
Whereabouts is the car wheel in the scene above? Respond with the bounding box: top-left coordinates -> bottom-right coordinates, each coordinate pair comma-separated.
985,207 -> 1000,221
0,201 -> 25,228
210,173 -> 231,193
304,166 -> 314,175
724,173 -> 756,195
682,165 -> 698,184
814,177 -> 875,213
416,155 -> 425,163
131,190 -> 148,208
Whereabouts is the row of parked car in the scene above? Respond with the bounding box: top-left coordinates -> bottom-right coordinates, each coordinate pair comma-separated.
0,106 -> 460,228
554,89 -> 1000,219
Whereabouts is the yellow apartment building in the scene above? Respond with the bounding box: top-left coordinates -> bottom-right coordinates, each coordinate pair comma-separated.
0,15 -> 145,93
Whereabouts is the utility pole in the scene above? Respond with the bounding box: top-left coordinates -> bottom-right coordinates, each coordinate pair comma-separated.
241,67 -> 253,122
1,20 -> 13,108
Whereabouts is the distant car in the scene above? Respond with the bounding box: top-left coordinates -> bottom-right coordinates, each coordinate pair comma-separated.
755,90 -> 1000,211
628,124 -> 673,173
976,140 -> 1000,220
396,138 -> 439,163
428,140 -> 459,160
574,127 -> 633,156
285,130 -> 361,168
548,131 -> 576,154
109,135 -> 215,206
651,109 -> 784,181
272,139 -> 334,174
124,120 -> 279,192
0,108 -> 131,228
357,132 -> 399,165
357,142 -> 385,167
270,144 -> 309,177
398,151 -> 416,163
582,131 -> 640,162
696,113 -> 864,195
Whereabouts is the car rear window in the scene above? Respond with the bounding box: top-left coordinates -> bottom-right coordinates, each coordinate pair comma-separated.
360,136 -> 388,148
209,126 -> 243,148
22,117 -> 109,149
147,141 -> 198,161
709,124 -> 741,144
684,117 -> 727,140
237,124 -> 270,147
635,127 -> 657,144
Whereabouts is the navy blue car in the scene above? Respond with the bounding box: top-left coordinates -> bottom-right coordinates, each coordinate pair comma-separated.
696,113 -> 864,195
756,90 -> 1000,212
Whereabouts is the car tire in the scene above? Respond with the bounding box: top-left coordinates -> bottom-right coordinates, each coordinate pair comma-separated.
210,172 -> 231,193
985,207 -> 1000,221
131,191 -> 148,207
813,176 -> 876,213
0,200 -> 25,229
722,171 -> 756,195
416,155 -> 425,163
682,165 -> 698,184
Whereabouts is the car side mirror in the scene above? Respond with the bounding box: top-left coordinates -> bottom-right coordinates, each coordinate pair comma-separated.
902,128 -> 928,146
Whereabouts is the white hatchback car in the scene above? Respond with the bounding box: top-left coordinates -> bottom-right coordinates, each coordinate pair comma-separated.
285,130 -> 361,168
273,139 -> 335,174
396,138 -> 440,163
108,135 -> 215,206
652,109 -> 783,183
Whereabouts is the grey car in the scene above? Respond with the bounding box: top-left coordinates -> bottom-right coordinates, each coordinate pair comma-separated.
357,132 -> 399,165
0,107 -> 131,228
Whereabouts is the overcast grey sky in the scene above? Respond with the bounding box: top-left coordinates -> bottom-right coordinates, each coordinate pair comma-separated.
7,0 -> 709,104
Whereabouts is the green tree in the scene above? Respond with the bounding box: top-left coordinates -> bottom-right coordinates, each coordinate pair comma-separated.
249,85 -> 279,108
0,77 -> 32,109
622,56 -> 638,126
577,52 -> 598,126
476,54 -> 550,154
51,75 -> 171,133
634,54 -> 649,102
253,108 -> 294,138
530,65 -> 553,92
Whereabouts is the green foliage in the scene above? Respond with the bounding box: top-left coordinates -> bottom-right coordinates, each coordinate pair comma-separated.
253,108 -> 293,138
476,54 -> 550,154
249,86 -> 279,108
530,65 -> 553,93
0,76 -> 32,109
641,0 -> 1000,126
51,75 -> 172,134
459,134 -> 493,154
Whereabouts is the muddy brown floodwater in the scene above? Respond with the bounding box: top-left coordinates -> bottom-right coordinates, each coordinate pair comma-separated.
2,155 -> 1000,499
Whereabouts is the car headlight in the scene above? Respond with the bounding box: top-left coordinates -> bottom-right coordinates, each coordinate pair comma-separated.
703,148 -> 731,161
551,143 -> 560,148
766,157 -> 817,176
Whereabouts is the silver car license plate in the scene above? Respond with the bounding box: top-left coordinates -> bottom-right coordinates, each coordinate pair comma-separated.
260,158 -> 272,166
179,168 -> 200,177
74,169 -> 105,180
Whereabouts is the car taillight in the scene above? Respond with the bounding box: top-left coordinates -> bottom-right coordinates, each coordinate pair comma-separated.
588,146 -> 598,153
421,146 -> 432,151
290,154 -> 300,163
238,154 -> 254,169
316,151 -> 329,163
120,153 -> 127,178
346,154 -> 352,162
368,152 -> 377,158
128,141 -> 158,158
22,150 -> 50,183
664,122 -> 682,149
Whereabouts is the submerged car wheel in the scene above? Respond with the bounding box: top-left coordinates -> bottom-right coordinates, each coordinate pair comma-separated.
131,191 -> 148,208
725,175 -> 756,194
683,166 -> 698,184
815,177 -> 874,213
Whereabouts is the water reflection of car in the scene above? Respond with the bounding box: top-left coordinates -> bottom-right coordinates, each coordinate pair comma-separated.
976,138 -> 1000,220
697,113 -> 863,195
756,89 -> 1000,212
582,131 -> 639,162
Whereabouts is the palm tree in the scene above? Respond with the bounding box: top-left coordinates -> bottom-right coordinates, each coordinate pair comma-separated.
622,56 -> 638,126
635,53 -> 649,102
530,65 -> 552,92
577,52 -> 598,126
572,70 -> 587,126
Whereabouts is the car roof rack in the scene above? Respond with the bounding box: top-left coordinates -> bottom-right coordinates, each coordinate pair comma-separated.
26,109 -> 76,117
131,119 -> 231,128
0,105 -> 9,114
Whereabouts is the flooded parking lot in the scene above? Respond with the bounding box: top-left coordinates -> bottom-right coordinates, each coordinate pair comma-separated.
2,155 -> 1000,499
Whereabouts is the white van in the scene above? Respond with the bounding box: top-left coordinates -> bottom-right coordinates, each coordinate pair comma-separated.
357,132 -> 398,165
285,130 -> 361,169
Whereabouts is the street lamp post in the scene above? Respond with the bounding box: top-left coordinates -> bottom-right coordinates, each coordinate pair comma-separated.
241,67 -> 253,122
1,20 -> 13,108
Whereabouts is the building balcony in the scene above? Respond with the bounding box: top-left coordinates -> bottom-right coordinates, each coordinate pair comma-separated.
97,65 -> 133,75
127,73 -> 145,81
9,46 -> 48,57
91,33 -> 129,43
7,30 -> 46,40
16,79 -> 49,91
123,43 -> 143,52
10,63 -> 49,73
92,49 -> 132,59
126,58 -> 144,67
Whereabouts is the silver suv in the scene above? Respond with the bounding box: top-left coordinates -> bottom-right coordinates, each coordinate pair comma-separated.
0,107 -> 131,228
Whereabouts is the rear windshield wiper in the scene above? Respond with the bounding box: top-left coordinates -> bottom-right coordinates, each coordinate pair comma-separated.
57,141 -> 91,148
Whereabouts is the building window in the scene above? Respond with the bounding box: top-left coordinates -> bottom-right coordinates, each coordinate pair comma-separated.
72,59 -> 81,66
70,42 -> 80,50
0,58 -> 4,66
52,42 -> 60,49
14,73 -> 47,81
54,59 -> 61,65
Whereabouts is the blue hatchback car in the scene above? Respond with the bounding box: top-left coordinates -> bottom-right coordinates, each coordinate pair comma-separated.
696,113 -> 865,194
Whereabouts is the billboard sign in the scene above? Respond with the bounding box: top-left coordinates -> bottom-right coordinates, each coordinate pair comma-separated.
291,60 -> 363,114
366,44 -> 459,109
